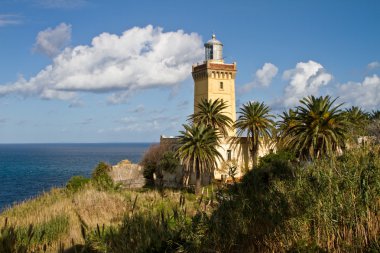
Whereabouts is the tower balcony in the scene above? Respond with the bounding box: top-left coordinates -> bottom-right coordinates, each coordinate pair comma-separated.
192,61 -> 237,81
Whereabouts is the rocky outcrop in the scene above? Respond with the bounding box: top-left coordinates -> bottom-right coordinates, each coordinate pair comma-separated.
108,160 -> 145,188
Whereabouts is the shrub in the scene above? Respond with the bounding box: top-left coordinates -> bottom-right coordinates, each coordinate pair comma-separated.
91,162 -> 115,190
202,148 -> 380,252
66,175 -> 90,193
140,144 -> 169,186
158,151 -> 179,174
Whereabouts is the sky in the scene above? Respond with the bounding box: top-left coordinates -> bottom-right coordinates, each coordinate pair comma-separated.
0,0 -> 379,143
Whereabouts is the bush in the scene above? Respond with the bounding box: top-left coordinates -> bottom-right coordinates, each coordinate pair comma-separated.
91,162 -> 115,190
66,175 -> 90,193
202,148 -> 380,252
158,151 -> 179,174
140,144 -> 169,186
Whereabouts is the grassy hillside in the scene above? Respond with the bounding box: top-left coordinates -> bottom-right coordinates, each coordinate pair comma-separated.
1,146 -> 379,252
0,183 -> 201,252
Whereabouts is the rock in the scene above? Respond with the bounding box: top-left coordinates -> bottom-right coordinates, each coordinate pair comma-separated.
108,160 -> 145,188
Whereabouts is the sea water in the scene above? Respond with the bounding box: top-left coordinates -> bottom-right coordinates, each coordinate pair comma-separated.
0,143 -> 151,210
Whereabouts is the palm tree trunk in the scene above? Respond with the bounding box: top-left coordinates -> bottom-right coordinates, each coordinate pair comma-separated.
195,158 -> 201,195
251,141 -> 259,169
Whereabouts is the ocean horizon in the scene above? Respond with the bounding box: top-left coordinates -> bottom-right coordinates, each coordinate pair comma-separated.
0,143 -> 152,211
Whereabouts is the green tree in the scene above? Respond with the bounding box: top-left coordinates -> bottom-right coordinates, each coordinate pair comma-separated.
369,110 -> 380,120
234,101 -> 275,167
176,124 -> 223,194
277,108 -> 298,150
189,98 -> 233,139
344,106 -> 369,141
280,95 -> 348,160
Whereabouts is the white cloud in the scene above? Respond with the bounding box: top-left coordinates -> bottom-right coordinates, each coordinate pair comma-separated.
256,63 -> 279,87
34,23 -> 72,57
34,0 -> 86,9
0,25 -> 203,102
338,75 -> 380,109
368,61 -> 380,70
282,60 -> 332,107
0,14 -> 22,27
240,63 -> 278,92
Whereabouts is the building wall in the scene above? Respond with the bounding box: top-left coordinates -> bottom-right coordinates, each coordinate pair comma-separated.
192,61 -> 237,137
160,135 -> 276,184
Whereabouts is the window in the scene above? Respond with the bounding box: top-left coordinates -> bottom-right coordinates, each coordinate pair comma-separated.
220,82 -> 224,89
227,150 -> 232,161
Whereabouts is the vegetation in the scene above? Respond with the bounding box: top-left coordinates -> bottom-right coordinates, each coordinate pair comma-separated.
235,101 -> 275,167
1,95 -> 380,252
176,124 -> 223,194
344,106 -> 370,142
189,98 -> 233,139
66,175 -> 90,193
140,143 -> 179,187
279,95 -> 348,160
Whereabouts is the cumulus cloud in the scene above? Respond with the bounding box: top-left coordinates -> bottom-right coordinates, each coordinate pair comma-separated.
368,61 -> 380,70
0,25 -> 203,102
0,14 -> 22,27
338,75 -> 380,109
240,63 -> 278,93
282,60 -> 332,107
34,0 -> 86,9
34,23 -> 72,57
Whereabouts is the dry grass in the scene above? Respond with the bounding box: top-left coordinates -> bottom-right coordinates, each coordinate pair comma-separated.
0,184 -> 199,252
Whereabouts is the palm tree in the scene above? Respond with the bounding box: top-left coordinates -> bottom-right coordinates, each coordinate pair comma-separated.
189,98 -> 233,139
368,110 -> 380,143
277,108 -> 298,150
343,106 -> 369,141
176,124 -> 223,194
369,110 -> 380,120
234,101 -> 275,167
280,95 -> 348,160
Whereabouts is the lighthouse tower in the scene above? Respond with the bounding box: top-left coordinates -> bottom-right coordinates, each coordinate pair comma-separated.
192,34 -> 237,136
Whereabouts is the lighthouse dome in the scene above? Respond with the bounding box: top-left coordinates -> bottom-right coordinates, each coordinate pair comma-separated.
204,34 -> 223,62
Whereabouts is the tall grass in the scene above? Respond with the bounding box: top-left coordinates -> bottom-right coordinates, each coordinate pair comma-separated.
81,147 -> 379,252
1,147 -> 379,252
201,147 -> 380,252
0,183 -> 199,252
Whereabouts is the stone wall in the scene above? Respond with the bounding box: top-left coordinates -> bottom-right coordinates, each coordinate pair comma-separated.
108,160 -> 145,188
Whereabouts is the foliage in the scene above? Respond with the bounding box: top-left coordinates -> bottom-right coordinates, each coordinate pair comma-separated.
91,162 -> 115,190
344,106 -> 370,141
0,218 -> 50,253
66,175 -> 90,193
234,101 -> 275,167
176,124 -> 223,194
75,147 -> 380,252
369,110 -> 380,120
189,98 -> 233,138
202,148 -> 380,252
158,151 -> 179,174
140,143 -> 171,186
279,95 -> 349,160
219,159 -> 239,182
17,215 -> 69,245
276,108 -> 297,150
367,119 -> 380,143
2,146 -> 380,252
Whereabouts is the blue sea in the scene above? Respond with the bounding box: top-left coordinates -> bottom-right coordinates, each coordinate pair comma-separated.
0,143 -> 151,210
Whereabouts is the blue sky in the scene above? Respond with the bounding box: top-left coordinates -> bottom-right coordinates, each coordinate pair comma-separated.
0,0 -> 379,143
